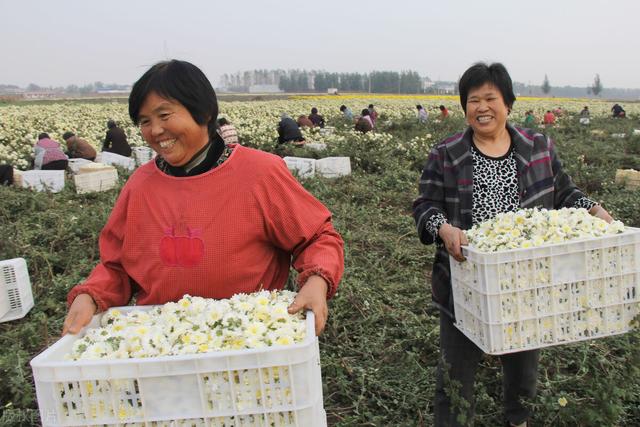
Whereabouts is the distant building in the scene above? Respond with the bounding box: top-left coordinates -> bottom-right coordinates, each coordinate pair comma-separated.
22,91 -> 61,99
96,89 -> 130,95
248,84 -> 283,93
422,77 -> 434,91
432,82 -> 456,94
327,88 -> 339,95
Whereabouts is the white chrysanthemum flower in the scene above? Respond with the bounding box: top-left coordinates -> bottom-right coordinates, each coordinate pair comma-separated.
67,291 -> 306,360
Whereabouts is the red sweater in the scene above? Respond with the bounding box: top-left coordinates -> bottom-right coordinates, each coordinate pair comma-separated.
68,145 -> 344,311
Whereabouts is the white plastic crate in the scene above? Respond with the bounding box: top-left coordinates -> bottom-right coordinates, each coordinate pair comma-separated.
283,157 -> 316,179
450,227 -> 640,354
73,169 -> 119,194
0,258 -> 34,323
315,157 -> 351,178
100,151 -> 136,171
132,146 -> 155,166
67,159 -> 95,174
21,170 -> 65,193
30,307 -> 326,427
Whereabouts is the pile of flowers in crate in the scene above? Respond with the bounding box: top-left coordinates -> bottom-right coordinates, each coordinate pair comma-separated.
465,207 -> 625,252
66,290 -> 306,360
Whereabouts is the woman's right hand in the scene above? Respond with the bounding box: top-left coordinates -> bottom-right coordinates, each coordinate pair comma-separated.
62,293 -> 97,335
438,223 -> 468,262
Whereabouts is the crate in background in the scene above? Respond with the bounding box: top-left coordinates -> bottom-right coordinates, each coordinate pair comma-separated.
450,228 -> 640,354
615,169 -> 640,190
20,170 -> 65,193
283,156 -> 316,179
315,157 -> 351,178
78,162 -> 116,174
30,307 -> 326,427
100,151 -> 136,171
67,158 -> 95,174
12,168 -> 23,187
73,169 -> 119,194
0,258 -> 34,323
132,146 -> 155,166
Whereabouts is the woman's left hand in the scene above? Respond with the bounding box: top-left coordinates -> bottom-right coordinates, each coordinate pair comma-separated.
589,204 -> 614,223
288,275 -> 328,336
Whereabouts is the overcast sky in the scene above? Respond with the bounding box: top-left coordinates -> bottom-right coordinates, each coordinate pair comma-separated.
2,0 -> 639,88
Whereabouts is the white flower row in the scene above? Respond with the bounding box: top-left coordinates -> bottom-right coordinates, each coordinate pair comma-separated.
66,291 -> 306,361
3,97 -> 633,167
466,207 -> 625,253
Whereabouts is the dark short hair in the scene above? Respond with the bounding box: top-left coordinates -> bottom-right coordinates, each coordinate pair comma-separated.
340,105 -> 346,111
458,62 -> 515,114
368,104 -> 374,109
38,133 -> 49,140
361,109 -> 369,116
217,117 -> 229,126
129,60 -> 218,138
107,119 -> 117,129
416,105 -> 422,110
311,107 -> 318,114
62,131 -> 75,141
439,105 -> 446,110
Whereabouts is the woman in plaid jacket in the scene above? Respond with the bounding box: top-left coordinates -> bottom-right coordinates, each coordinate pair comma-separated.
413,62 -> 613,427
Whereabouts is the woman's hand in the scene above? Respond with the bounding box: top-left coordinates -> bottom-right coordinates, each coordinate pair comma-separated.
62,293 -> 97,335
589,204 -> 614,223
439,223 -> 469,262
288,275 -> 328,336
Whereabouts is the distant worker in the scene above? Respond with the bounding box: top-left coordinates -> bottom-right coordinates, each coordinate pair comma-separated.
308,107 -> 325,128
611,104 -> 626,118
355,109 -> 373,133
62,131 -> 97,161
103,120 -> 132,157
297,115 -> 314,128
33,133 -> 68,170
580,106 -> 590,118
417,105 -> 428,123
523,110 -> 536,127
543,110 -> 556,126
278,114 -> 305,146
579,106 -> 590,125
439,105 -> 449,119
217,117 -> 239,144
367,104 -> 378,128
339,105 -> 353,121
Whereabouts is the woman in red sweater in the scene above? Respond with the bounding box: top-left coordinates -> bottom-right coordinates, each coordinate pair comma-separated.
63,60 -> 344,337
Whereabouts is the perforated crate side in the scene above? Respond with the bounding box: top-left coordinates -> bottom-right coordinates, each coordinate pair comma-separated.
454,300 -> 639,355
0,258 -> 34,322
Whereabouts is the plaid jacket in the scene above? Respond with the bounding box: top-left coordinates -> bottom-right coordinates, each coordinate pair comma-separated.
413,124 -> 586,317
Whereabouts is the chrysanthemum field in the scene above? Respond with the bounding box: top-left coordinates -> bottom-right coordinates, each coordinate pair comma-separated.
1,96 -> 639,426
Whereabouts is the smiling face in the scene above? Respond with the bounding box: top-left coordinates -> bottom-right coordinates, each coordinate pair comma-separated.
465,83 -> 510,139
138,91 -> 209,167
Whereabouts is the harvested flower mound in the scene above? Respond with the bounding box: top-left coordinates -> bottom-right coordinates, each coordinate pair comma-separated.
67,290 -> 306,360
465,207 -> 625,253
